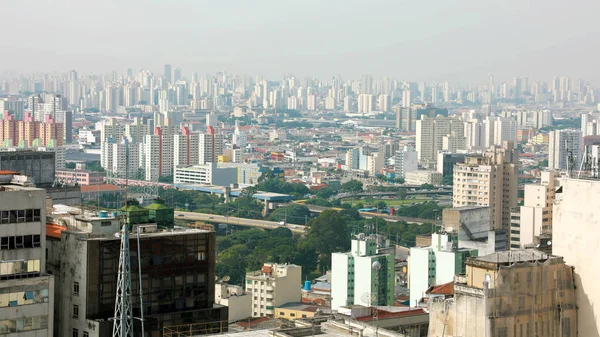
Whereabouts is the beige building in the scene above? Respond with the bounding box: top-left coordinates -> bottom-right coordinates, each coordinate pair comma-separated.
513,171 -> 561,249
275,302 -> 322,321
0,174 -> 54,336
553,178 -> 600,337
453,141 -> 518,230
416,115 -> 464,168
245,263 -> 301,318
215,283 -> 251,322
428,250 -> 577,337
404,170 -> 442,185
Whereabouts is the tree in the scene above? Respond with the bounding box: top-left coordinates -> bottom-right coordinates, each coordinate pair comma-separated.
268,204 -> 311,225
421,183 -> 435,190
376,201 -> 387,210
397,188 -> 408,200
316,187 -> 337,199
85,161 -> 105,172
342,180 -> 363,193
65,162 -> 76,169
394,177 -> 405,184
216,244 -> 249,285
442,175 -> 453,186
304,198 -> 333,207
305,210 -> 350,270
158,175 -> 173,183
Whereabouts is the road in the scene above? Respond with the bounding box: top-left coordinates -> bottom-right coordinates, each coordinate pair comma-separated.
175,212 -> 307,234
304,205 -> 442,225
331,190 -> 452,200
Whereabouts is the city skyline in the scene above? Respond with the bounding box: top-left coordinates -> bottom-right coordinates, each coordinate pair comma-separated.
1,0 -> 599,83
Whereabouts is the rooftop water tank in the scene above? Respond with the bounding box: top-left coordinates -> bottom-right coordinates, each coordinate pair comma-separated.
98,211 -> 109,218
304,280 -> 311,291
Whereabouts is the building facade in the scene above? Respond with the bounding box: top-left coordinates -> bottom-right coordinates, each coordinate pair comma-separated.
0,174 -> 54,336
331,234 -> 395,311
245,263 -> 301,318
548,129 -> 581,170
453,141 -> 518,231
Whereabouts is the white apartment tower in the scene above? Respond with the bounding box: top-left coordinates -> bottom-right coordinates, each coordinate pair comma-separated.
416,116 -> 464,168
548,129 -> 581,170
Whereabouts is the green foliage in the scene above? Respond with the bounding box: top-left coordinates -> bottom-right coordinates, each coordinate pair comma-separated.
342,179 -> 364,193
159,188 -> 223,211
268,204 -> 311,225
158,175 -> 173,183
442,175 -> 453,186
421,183 -> 435,190
376,201 -> 387,210
85,161 -> 105,172
397,201 -> 445,219
315,187 -> 337,199
304,198 -> 333,207
305,210 -> 350,270
255,168 -> 309,198
65,162 -> 76,169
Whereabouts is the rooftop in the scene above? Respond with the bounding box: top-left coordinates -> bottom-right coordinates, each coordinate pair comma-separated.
470,248 -> 557,265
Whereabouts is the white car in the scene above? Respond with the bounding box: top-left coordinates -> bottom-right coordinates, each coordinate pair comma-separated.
278,221 -> 286,226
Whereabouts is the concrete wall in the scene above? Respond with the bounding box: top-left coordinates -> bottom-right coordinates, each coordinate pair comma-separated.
442,206 -> 491,240
331,253 -> 350,311
428,291 -> 486,337
408,247 -> 431,307
0,151 -> 55,186
553,178 -> 600,337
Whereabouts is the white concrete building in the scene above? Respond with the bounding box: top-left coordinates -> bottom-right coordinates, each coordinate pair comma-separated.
245,263 -> 301,317
548,129 -> 581,170
215,283 -> 251,322
408,232 -> 477,307
404,170 -> 442,185
174,163 -> 238,187
198,131 -> 223,165
394,146 -> 418,178
0,174 -> 54,336
173,132 -> 200,167
331,234 -> 395,311
416,116 -> 464,168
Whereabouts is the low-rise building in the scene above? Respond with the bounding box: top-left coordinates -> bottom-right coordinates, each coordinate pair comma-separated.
245,263 -> 301,318
404,170 -> 442,185
275,302 -> 325,320
55,169 -> 105,185
215,283 -> 251,322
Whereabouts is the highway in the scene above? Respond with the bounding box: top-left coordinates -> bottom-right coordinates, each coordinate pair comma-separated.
176,211 -> 307,234
303,205 -> 442,225
331,190 -> 452,200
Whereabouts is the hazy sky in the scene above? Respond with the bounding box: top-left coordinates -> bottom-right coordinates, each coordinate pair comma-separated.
1,0 -> 599,83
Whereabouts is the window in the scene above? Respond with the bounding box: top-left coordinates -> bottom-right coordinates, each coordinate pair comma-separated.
280,312 -> 285,316
562,317 -> 571,337
73,282 -> 80,296
290,313 -> 295,317
73,305 -> 79,318
73,328 -> 79,337
83,332 -> 89,337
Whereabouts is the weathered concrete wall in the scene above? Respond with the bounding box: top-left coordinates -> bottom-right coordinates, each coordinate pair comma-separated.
553,178 -> 600,337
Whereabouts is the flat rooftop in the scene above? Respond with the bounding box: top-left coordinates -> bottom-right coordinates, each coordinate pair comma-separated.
472,248 -> 557,265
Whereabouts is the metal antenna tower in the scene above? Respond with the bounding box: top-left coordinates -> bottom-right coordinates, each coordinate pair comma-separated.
112,223 -> 134,337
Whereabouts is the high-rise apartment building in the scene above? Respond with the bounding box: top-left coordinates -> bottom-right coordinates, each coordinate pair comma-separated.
408,232 -> 477,307
394,146 -> 418,178
0,173 -> 54,336
511,171 -> 561,249
199,127 -> 223,165
245,263 -> 301,317
416,116 -> 464,168
548,129 -> 581,170
453,141 -> 518,230
144,126 -> 175,181
331,234 -> 395,311
174,128 -> 200,167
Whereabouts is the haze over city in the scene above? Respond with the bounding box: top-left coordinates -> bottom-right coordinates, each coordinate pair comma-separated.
1,0 -> 600,83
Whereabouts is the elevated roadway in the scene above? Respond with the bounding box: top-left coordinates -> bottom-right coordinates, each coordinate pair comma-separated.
303,205 -> 442,225
176,211 -> 306,234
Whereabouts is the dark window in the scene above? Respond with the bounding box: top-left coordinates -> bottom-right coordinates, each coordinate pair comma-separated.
74,282 -> 80,296
73,328 -> 79,337
73,304 -> 79,318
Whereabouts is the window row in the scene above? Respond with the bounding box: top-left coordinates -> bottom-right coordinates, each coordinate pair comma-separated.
0,260 -> 41,277
0,209 -> 41,224
0,288 -> 50,308
0,315 -> 48,334
0,235 -> 41,250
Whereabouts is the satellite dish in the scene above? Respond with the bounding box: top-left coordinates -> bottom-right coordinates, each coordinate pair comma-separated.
361,292 -> 377,306
222,276 -> 231,283
446,226 -> 454,233
372,261 -> 382,271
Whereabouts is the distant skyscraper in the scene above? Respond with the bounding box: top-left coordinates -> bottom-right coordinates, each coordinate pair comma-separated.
164,64 -> 172,82
402,90 -> 411,108
173,68 -> 182,82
